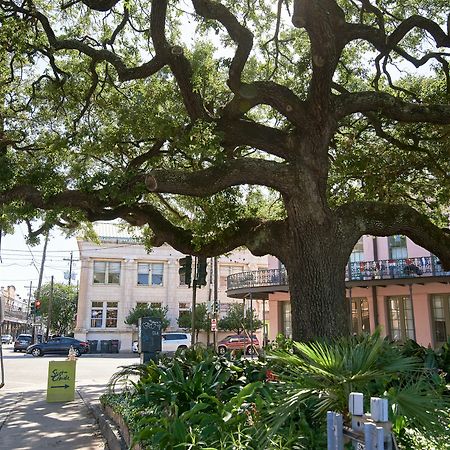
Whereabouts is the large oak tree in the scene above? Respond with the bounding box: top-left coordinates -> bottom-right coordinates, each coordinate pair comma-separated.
0,0 -> 449,340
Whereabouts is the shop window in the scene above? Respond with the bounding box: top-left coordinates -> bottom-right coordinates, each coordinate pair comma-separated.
431,295 -> 450,347
350,297 -> 370,334
388,235 -> 408,260
93,261 -> 121,284
137,263 -> 164,286
387,296 -> 415,341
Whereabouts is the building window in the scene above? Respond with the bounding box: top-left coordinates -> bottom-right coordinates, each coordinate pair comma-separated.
90,301 -> 118,328
179,302 -> 190,321
106,302 -> 118,328
281,302 -> 292,338
137,263 -> 164,286
93,261 -> 121,284
388,235 -> 408,260
220,264 -> 245,288
350,238 -> 364,263
351,297 -> 370,334
431,294 -> 450,347
387,296 -> 415,341
90,301 -> 103,328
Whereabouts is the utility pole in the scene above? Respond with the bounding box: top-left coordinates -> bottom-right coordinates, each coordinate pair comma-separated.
206,258 -> 213,346
45,276 -> 54,342
67,251 -> 73,285
33,231 -> 49,343
190,256 -> 198,346
63,251 -> 79,285
25,281 -> 33,332
249,290 -> 254,359
213,256 -> 218,351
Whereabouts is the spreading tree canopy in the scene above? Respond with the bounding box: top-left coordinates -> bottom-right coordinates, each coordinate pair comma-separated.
0,0 -> 449,340
125,304 -> 170,330
218,303 -> 262,335
37,282 -> 78,336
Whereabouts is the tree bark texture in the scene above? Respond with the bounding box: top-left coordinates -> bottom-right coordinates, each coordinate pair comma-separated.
282,202 -> 350,341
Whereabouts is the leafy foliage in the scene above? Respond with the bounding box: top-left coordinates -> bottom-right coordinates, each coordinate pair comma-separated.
219,303 -> 263,335
265,332 -> 450,449
177,302 -> 211,339
36,283 -> 78,336
105,346 -> 271,449
103,334 -> 450,449
1,0 -> 450,341
124,304 -> 170,330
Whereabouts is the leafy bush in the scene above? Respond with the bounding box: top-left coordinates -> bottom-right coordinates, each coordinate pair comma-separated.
265,332 -> 450,449
103,334 -> 450,449
105,347 -> 272,449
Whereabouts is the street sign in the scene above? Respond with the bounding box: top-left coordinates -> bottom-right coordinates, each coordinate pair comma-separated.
211,318 -> 217,332
46,360 -> 76,402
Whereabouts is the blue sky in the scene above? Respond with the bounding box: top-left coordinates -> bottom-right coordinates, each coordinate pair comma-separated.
0,225 -> 79,300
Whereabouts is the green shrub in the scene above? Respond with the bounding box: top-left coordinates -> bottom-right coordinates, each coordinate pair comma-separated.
103,334 -> 450,449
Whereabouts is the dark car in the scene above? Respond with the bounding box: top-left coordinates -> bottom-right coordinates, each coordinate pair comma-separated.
14,334 -> 33,352
217,334 -> 259,355
26,337 -> 90,357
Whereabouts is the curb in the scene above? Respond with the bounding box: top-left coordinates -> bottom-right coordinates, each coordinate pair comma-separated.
77,389 -> 127,450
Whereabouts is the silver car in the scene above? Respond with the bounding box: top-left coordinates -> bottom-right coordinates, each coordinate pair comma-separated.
1,334 -> 13,344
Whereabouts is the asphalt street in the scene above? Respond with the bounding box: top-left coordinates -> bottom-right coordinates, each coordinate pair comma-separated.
0,344 -> 138,391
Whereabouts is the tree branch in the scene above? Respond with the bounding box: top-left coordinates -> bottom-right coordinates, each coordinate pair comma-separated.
335,91 -> 450,124
222,81 -> 308,126
143,159 -> 293,196
292,0 -> 346,110
192,0 -> 253,91
217,118 -> 293,160
3,1 -> 166,82
0,183 -> 281,257
151,0 -> 207,119
337,201 -> 450,270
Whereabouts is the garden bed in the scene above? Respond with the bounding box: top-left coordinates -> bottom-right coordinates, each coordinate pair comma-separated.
101,336 -> 450,450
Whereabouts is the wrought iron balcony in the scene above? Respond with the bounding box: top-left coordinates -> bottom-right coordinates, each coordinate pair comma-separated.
227,256 -> 450,295
346,255 -> 449,282
227,268 -> 288,296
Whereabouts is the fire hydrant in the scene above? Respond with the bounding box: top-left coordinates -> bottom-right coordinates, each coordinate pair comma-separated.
67,346 -> 77,361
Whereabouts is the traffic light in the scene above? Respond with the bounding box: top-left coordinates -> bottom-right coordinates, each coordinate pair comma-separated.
197,257 -> 207,286
30,301 -> 35,316
179,256 -> 192,287
35,300 -> 41,316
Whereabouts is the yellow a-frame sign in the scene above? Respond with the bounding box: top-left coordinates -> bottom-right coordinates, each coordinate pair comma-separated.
46,360 -> 76,402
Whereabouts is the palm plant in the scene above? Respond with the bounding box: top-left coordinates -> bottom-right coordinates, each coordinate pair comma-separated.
263,332 -> 450,448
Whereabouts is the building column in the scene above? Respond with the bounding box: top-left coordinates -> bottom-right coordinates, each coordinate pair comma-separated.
75,257 -> 91,338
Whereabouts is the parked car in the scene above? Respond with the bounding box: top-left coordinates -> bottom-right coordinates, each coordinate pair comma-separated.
217,334 -> 259,355
132,332 -> 191,353
26,337 -> 90,357
14,334 -> 33,352
1,334 -> 13,344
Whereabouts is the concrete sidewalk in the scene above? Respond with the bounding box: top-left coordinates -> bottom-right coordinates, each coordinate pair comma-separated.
0,388 -> 107,450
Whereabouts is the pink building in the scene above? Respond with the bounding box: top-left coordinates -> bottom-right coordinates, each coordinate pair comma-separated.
226,235 -> 450,348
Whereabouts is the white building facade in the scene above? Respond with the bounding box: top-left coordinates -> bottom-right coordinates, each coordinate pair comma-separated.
74,223 -> 268,351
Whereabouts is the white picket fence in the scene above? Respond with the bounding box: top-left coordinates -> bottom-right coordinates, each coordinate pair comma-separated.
327,393 -> 395,450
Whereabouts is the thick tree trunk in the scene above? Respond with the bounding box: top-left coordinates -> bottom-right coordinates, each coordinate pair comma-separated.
283,205 -> 351,341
